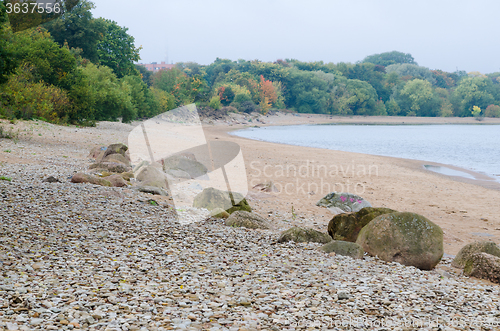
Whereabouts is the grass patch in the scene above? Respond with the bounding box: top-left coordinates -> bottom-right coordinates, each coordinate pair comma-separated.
0,176 -> 12,181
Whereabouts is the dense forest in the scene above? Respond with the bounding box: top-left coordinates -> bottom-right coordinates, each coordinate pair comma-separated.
1,1 -> 500,125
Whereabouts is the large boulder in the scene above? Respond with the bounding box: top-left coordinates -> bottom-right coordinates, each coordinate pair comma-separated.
277,227 -> 332,244
103,143 -> 128,158
106,174 -> 128,187
135,166 -> 168,189
88,146 -> 107,160
101,153 -> 131,166
89,162 -> 131,173
328,207 -> 397,242
225,211 -> 270,229
452,241 -> 500,269
319,240 -> 364,259
193,187 -> 251,214
163,154 -> 208,179
71,173 -> 111,187
317,192 -> 371,213
463,253 -> 500,284
356,212 -> 443,270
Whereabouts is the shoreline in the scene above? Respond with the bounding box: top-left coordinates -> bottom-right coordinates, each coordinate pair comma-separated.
203,114 -> 500,255
228,127 -> 500,191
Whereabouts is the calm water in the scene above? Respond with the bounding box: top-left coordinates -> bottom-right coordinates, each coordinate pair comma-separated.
233,124 -> 500,181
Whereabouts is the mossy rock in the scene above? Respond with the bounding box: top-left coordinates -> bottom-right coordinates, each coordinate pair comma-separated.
193,187 -> 251,214
319,240 -> 364,259
356,212 -> 443,270
328,207 -> 396,242
278,227 -> 332,244
210,207 -> 230,219
463,252 -> 500,284
225,211 -> 269,229
452,241 -> 500,269
120,171 -> 134,181
103,143 -> 128,158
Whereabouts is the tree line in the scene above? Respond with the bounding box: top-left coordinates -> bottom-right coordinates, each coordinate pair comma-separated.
1,1 -> 500,125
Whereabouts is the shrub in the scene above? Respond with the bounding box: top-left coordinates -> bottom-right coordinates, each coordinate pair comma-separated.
209,95 -> 221,110
233,92 -> 252,104
150,87 -> 175,114
240,101 -> 260,114
0,65 -> 70,123
485,105 -> 500,118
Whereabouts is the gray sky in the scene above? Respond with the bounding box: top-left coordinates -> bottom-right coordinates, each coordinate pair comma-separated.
91,0 -> 500,74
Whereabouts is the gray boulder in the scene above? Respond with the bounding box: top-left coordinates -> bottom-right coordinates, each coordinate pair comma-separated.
463,252 -> 500,284
166,169 -> 192,179
319,241 -> 364,259
135,166 -> 168,189
193,187 -> 251,214
452,241 -> 500,268
277,227 -> 332,244
317,192 -> 371,213
356,212 -> 443,270
225,211 -> 270,229
163,154 -> 208,179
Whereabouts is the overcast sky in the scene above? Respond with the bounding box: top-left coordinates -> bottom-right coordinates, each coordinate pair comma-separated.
91,0 -> 500,74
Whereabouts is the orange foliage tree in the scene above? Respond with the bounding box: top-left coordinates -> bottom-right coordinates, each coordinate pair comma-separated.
258,75 -> 277,114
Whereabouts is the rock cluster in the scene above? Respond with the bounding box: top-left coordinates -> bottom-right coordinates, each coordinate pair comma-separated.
328,207 -> 396,242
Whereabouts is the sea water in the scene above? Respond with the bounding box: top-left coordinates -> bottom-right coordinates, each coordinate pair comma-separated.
233,124 -> 500,181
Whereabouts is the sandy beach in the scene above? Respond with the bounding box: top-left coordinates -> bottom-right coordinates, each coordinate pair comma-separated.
2,114 -> 500,330
2,114 -> 500,256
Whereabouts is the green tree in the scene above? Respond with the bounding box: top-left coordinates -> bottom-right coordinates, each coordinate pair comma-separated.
385,98 -> 401,116
5,0 -> 79,33
95,18 -> 141,78
44,1 -> 101,63
0,1 -> 16,84
385,64 -> 436,85
80,63 -> 134,122
135,64 -> 153,86
398,79 -> 438,116
363,51 -> 417,67
452,77 -> 495,117
8,27 -> 77,89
